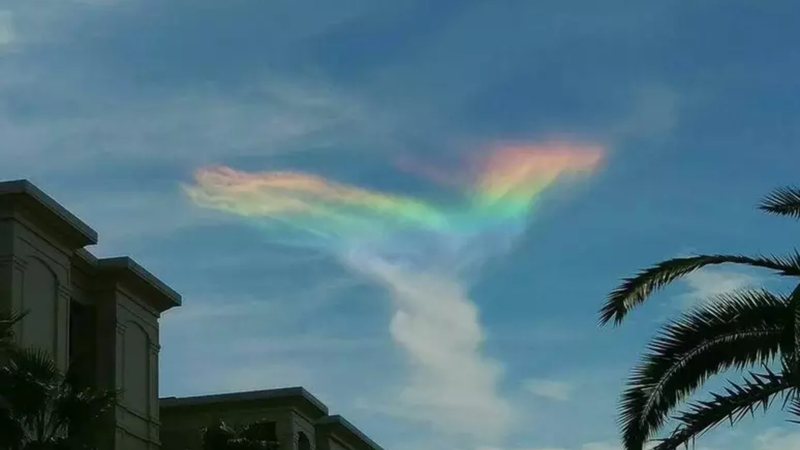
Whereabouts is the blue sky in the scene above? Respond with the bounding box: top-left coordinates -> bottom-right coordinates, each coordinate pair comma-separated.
1,1 -> 800,449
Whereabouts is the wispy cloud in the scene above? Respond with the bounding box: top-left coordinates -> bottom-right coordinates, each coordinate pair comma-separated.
162,275 -> 366,331
358,262 -> 513,440
680,267 -> 761,308
0,77 -> 376,176
0,10 -> 14,50
751,428 -> 800,450
523,378 -> 574,402
480,442 -> 647,450
159,274 -> 385,400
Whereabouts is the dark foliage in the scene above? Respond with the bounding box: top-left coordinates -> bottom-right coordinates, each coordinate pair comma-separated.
0,313 -> 116,450
601,185 -> 800,450
201,420 -> 279,450
760,187 -> 800,219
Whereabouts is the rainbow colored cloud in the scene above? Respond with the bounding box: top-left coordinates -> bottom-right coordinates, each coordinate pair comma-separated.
184,141 -> 604,437
185,142 -> 603,248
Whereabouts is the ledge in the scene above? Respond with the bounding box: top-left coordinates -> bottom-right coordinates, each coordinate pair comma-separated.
76,249 -> 182,312
0,180 -> 98,247
160,387 -> 328,417
316,415 -> 383,450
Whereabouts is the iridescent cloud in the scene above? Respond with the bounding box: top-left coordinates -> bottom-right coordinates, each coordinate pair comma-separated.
184,141 -> 604,440
185,142 -> 603,246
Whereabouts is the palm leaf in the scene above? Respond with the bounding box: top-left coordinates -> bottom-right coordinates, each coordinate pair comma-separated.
600,253 -> 800,325
618,290 -> 788,449
53,384 -> 117,442
652,368 -> 795,450
760,187 -> 800,219
0,348 -> 115,449
789,394 -> 800,421
0,349 -> 61,419
0,311 -> 25,356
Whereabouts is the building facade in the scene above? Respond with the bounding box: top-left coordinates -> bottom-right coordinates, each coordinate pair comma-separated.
0,180 -> 380,450
161,388 -> 383,450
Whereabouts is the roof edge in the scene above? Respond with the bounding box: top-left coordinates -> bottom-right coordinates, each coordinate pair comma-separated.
317,415 -> 383,450
0,180 -> 98,246
160,387 -> 328,416
75,249 -> 182,311
97,256 -> 182,310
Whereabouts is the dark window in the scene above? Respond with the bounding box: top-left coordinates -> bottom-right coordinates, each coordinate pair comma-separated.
68,300 -> 96,388
241,420 -> 279,446
298,432 -> 311,450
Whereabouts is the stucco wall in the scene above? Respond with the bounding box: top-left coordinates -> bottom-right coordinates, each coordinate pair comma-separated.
95,284 -> 162,450
0,214 -> 74,370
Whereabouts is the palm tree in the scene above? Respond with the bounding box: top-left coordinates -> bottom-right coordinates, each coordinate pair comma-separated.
0,311 -> 24,357
599,186 -> 800,450
0,313 -> 116,450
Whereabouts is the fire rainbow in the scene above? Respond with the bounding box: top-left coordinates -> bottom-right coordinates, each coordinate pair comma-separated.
184,142 -> 604,246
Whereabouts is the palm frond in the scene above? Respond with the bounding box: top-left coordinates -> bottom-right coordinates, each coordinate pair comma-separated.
652,368 -> 795,450
0,349 -> 61,418
789,395 -> 800,421
600,253 -> 800,325
618,290 -> 788,449
0,311 -> 25,327
0,311 -> 25,355
54,385 -> 117,440
760,187 -> 800,219
0,348 -> 115,449
790,284 -> 800,363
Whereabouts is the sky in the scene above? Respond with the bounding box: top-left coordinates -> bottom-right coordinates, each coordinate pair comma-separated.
1,1 -> 799,450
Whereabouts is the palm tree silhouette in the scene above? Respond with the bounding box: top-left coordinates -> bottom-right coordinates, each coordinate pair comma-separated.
600,187 -> 800,450
0,312 -> 116,450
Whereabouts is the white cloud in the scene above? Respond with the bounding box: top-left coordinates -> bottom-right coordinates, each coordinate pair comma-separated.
350,256 -> 513,441
579,444 -> 619,450
0,76 -> 378,177
0,10 -> 13,50
587,443 -> 672,450
557,427 -> 800,450
752,428 -> 800,450
480,442 -> 624,450
680,268 -> 760,308
478,446 -> 558,450
523,378 -> 574,402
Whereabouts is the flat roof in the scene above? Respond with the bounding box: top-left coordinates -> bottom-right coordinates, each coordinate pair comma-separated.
160,387 -> 328,416
0,180 -> 98,246
317,415 -> 383,450
76,249 -> 182,311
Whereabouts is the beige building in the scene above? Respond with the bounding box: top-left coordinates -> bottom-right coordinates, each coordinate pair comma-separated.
0,180 -> 381,450
161,388 -> 382,450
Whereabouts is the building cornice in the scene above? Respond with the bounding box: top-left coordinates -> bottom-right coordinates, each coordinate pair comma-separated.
160,387 -> 329,418
316,415 -> 383,450
74,249 -> 182,312
0,180 -> 98,247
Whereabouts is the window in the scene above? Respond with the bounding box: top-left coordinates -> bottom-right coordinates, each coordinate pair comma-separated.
68,300 -> 96,387
297,432 -> 311,450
